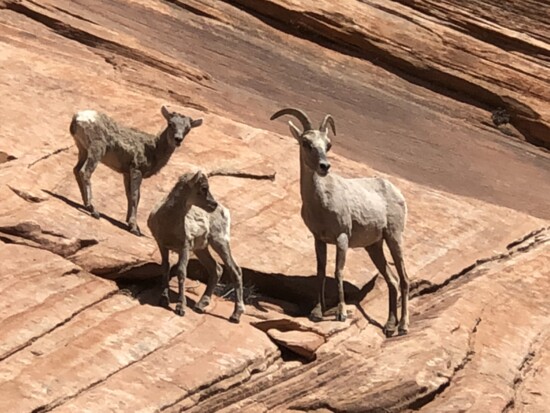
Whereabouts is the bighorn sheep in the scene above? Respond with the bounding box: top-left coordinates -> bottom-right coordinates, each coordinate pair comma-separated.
271,108 -> 410,336
70,106 -> 202,235
147,169 -> 274,322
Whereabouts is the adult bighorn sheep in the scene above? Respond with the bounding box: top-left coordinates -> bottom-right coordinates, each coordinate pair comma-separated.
271,108 -> 410,336
148,169 -> 275,323
70,106 -> 202,235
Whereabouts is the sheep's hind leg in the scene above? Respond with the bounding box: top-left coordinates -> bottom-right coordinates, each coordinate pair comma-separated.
73,148 -> 87,208
366,240 -> 399,337
174,247 -> 189,316
211,241 -> 245,323
124,168 -> 143,236
79,156 -> 100,218
385,233 -> 410,335
335,234 -> 349,322
309,238 -> 327,322
159,246 -> 171,309
194,248 -> 222,313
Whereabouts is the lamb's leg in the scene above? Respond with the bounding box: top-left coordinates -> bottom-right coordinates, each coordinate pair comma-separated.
211,241 -> 245,323
73,148 -> 87,206
335,233 -> 349,322
79,155 -> 100,218
310,238 -> 327,322
159,245 -> 171,309
125,168 -> 143,236
194,248 -> 222,313
174,246 -> 189,316
385,234 -> 410,335
366,240 -> 399,337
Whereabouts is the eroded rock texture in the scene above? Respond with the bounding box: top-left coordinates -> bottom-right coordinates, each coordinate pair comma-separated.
0,0 -> 549,412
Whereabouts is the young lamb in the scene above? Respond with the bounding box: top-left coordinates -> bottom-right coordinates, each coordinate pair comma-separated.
69,105 -> 202,235
271,108 -> 410,336
147,170 -> 247,323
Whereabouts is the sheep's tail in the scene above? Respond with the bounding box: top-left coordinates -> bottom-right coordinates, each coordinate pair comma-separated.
69,114 -> 79,137
207,168 -> 276,181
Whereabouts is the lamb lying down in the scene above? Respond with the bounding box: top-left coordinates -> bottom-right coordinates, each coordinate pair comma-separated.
147,171 -> 245,323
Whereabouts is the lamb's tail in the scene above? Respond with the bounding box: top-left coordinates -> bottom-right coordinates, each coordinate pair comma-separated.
69,114 -> 79,137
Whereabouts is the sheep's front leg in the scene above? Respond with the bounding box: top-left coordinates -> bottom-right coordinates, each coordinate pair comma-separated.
335,234 -> 349,322
124,168 -> 143,236
174,246 -> 190,316
309,238 -> 327,322
194,248 -> 223,313
159,246 -> 171,309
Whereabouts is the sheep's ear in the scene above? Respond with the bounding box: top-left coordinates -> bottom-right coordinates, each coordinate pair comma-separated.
161,105 -> 172,120
190,118 -> 203,128
190,170 -> 202,184
288,120 -> 302,141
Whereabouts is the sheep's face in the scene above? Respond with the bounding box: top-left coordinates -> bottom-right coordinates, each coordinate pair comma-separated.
161,106 -> 203,147
291,126 -> 332,177
188,171 -> 218,213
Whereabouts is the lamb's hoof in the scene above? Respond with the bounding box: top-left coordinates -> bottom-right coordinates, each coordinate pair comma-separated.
229,312 -> 242,324
87,206 -> 100,219
309,309 -> 323,322
128,225 -> 142,236
383,326 -> 397,338
194,298 -> 210,313
175,304 -> 185,317
398,327 -> 409,336
159,295 -> 170,309
336,311 -> 347,322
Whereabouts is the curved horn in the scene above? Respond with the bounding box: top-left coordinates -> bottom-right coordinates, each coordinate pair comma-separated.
270,108 -> 313,131
320,114 -> 336,136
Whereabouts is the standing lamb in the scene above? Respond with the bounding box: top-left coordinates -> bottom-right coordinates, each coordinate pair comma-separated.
69,105 -> 202,235
148,170 -> 257,323
271,108 -> 410,337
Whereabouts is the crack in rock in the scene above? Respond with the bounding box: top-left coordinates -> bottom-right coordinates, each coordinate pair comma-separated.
412,226 -> 549,298
0,289 -> 118,363
27,146 -> 71,168
408,317 -> 482,410
501,331 -> 547,413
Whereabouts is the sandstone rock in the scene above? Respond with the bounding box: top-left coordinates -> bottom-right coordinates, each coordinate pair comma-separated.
0,0 -> 549,412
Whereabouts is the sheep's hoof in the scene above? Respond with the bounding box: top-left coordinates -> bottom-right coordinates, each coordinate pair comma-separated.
128,225 -> 142,236
87,206 -> 100,219
229,312 -> 242,324
175,304 -> 185,316
159,295 -> 170,309
195,297 -> 210,313
309,308 -> 323,322
398,327 -> 409,336
336,311 -> 347,322
383,326 -> 397,338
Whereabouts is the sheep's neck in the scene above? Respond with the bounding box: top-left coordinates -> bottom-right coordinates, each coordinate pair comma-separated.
299,153 -> 327,208
149,129 -> 176,175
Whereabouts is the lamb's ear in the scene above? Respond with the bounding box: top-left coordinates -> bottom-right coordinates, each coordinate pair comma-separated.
190,170 -> 203,184
190,118 -> 203,128
288,120 -> 302,141
161,105 -> 172,121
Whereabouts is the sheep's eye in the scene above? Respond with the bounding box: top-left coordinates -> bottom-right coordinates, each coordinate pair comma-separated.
200,186 -> 208,194
301,140 -> 311,149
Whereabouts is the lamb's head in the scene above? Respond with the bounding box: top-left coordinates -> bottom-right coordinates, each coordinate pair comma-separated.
161,105 -> 203,147
184,170 -> 218,213
270,108 -> 335,177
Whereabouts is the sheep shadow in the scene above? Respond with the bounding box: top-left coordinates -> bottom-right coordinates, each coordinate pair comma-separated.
114,259 -> 381,325
43,190 -> 130,233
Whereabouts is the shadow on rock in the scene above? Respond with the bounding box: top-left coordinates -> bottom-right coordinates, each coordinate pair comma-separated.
112,258 -> 380,322
43,190 -> 130,233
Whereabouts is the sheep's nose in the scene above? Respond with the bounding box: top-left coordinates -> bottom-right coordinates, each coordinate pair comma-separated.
319,162 -> 331,173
